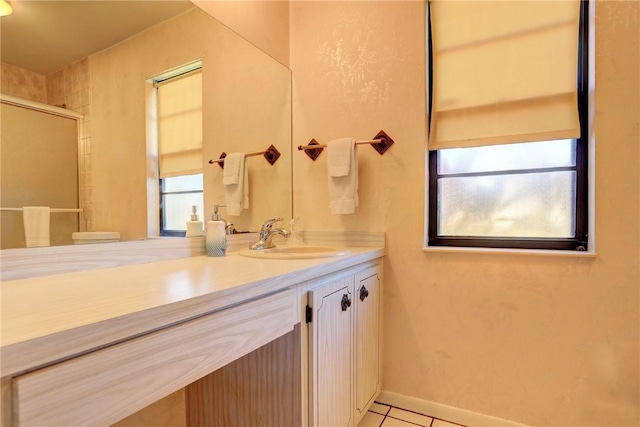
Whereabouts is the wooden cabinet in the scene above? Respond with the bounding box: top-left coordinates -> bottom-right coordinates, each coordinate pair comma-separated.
2,254 -> 384,427
11,289 -> 294,427
307,263 -> 382,427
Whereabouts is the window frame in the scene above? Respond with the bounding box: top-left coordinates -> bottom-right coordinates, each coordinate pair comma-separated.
427,0 -> 590,251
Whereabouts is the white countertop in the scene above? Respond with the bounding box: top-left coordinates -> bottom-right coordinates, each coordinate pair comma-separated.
1,246 -> 384,377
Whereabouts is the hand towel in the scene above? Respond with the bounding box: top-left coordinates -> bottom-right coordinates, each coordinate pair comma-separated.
327,138 -> 358,214
223,153 -> 244,185
23,206 -> 51,248
327,137 -> 354,177
224,154 -> 249,216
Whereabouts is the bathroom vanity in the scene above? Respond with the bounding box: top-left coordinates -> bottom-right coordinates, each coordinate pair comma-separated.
0,233 -> 384,426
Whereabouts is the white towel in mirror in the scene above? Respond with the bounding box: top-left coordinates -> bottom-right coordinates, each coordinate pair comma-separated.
223,153 -> 243,185
23,206 -> 51,247
223,153 -> 249,216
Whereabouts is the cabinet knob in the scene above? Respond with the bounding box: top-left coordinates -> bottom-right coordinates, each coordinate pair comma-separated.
359,286 -> 369,301
341,294 -> 352,311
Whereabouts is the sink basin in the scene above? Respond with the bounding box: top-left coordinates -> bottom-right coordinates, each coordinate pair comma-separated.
238,245 -> 351,260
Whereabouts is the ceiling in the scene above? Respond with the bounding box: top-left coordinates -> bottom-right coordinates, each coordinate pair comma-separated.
0,1 -> 195,75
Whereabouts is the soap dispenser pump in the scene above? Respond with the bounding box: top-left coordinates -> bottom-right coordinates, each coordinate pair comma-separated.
186,205 -> 204,237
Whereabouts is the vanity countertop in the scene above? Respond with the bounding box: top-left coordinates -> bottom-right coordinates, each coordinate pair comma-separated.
1,246 -> 384,378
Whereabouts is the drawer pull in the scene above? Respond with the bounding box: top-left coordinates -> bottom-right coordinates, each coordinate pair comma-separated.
359,286 -> 369,301
341,294 -> 352,311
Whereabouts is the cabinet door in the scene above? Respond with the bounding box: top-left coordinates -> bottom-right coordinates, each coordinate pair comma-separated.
355,269 -> 381,422
308,277 -> 354,427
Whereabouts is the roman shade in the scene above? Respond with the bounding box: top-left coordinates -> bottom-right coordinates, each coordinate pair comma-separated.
157,70 -> 203,178
428,0 -> 581,150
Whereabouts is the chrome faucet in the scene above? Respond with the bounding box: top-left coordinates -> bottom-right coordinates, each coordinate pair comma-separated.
250,217 -> 291,250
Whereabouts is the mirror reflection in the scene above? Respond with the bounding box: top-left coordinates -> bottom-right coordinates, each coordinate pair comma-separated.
0,1 -> 292,249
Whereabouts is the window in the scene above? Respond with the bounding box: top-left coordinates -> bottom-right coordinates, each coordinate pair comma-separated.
155,65 -> 203,236
427,0 -> 589,251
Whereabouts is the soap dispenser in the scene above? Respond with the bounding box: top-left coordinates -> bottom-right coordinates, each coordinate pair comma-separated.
206,214 -> 227,257
186,205 -> 204,237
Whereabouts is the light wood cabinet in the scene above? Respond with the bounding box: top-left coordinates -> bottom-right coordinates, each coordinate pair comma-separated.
184,324 -> 302,427
307,263 -> 382,427
11,289 -> 294,427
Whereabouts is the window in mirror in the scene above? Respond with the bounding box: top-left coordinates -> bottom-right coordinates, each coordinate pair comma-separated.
160,174 -> 204,236
155,64 -> 203,236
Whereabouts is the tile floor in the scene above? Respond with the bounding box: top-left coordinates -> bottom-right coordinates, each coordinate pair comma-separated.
358,402 -> 467,427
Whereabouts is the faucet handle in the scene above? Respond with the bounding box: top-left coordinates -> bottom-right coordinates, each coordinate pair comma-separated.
261,217 -> 283,232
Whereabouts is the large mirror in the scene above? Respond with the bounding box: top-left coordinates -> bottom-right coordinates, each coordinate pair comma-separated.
0,1 -> 292,249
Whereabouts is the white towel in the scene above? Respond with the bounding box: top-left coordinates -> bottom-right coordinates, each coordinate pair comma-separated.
327,137 -> 354,177
224,154 -> 249,216
23,206 -> 50,248
327,138 -> 358,214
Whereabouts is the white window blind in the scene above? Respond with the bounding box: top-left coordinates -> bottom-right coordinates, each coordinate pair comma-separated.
157,70 -> 202,178
428,0 -> 581,150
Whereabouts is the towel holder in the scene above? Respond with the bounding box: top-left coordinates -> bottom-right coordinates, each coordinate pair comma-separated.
209,145 -> 281,169
297,130 -> 394,161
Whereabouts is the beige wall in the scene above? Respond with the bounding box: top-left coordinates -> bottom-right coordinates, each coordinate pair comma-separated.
290,1 -> 639,426
191,0 -> 290,67
0,63 -> 46,102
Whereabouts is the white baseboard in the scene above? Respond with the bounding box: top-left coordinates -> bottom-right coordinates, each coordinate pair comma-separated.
377,390 -> 529,427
